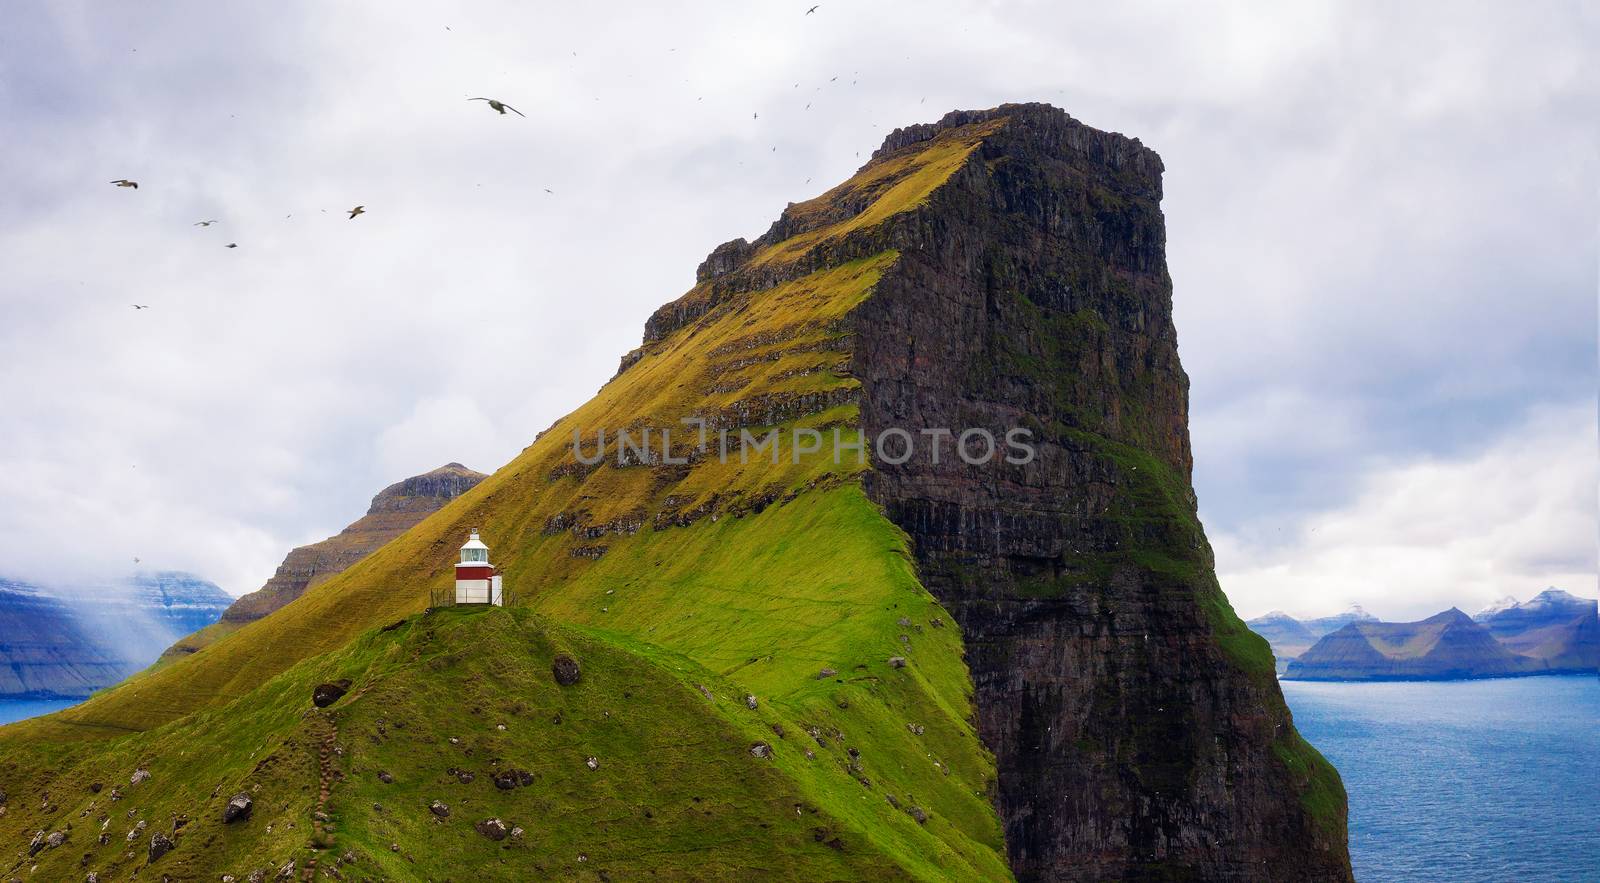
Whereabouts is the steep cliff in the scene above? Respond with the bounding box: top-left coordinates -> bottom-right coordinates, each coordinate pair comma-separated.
160,463 -> 486,661
0,104 -> 1348,881
847,106 -> 1348,880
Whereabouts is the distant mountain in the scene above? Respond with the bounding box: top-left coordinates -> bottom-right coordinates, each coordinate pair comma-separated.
1246,605 -> 1381,674
1472,589 -> 1597,674
1474,596 -> 1519,620
0,572 -> 229,699
1302,605 -> 1379,637
1244,611 -> 1321,665
0,580 -> 129,698
1286,609 -> 1546,681
159,463 -> 485,662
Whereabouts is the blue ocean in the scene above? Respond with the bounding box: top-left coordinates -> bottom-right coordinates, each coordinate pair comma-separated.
1282,676 -> 1600,883
0,698 -> 80,726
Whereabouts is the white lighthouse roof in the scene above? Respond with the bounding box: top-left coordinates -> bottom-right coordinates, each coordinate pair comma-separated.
461,529 -> 489,552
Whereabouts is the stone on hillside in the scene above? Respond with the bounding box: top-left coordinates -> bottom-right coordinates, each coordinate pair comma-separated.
552,655 -> 581,686
223,793 -> 253,824
125,819 -> 146,842
276,859 -> 295,879
377,771 -> 393,784
88,782 -> 102,793
129,768 -> 151,785
27,830 -> 44,856
749,742 -> 772,759
85,874 -> 100,883
475,818 -> 509,841
429,800 -> 450,818
585,756 -> 599,771
907,806 -> 928,825
816,668 -> 836,679
147,831 -> 174,861
888,656 -> 907,669
45,830 -> 66,848
510,826 -> 525,839
312,680 -> 350,708
744,694 -> 758,709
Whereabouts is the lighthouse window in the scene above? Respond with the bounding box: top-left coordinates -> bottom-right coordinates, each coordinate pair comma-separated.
462,548 -> 487,563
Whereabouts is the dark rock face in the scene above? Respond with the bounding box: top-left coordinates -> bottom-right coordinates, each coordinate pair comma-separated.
312,680 -> 351,708
475,817 -> 509,841
147,831 -> 174,862
836,105 -> 1351,880
223,792 -> 253,824
551,655 -> 581,686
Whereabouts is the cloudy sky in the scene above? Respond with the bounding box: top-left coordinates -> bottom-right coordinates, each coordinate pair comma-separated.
0,1 -> 1594,620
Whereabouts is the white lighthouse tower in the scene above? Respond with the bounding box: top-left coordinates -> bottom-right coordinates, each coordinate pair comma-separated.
454,529 -> 503,606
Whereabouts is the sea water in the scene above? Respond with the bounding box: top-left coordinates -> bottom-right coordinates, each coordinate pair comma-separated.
1281,676 -> 1600,882
0,697 -> 81,726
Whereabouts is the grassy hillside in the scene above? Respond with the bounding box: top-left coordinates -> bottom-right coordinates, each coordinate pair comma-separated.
1,121 -> 1013,879
2,607 -> 1006,881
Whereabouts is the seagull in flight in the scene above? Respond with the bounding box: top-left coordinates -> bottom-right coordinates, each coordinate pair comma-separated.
110,179 -> 138,189
470,97 -> 525,116
225,243 -> 238,248
348,205 -> 365,219
807,5 -> 820,14
131,304 -> 149,310
194,220 -> 217,227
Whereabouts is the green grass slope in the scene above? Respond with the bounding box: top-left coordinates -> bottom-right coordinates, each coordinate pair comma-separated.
0,122 -> 1011,879
3,607 -> 1007,881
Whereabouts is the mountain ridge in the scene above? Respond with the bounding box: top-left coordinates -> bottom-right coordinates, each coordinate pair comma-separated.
0,104 -> 1349,881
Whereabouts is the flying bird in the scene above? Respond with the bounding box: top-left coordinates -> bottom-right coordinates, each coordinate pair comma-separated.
469,97 -> 525,116
110,179 -> 138,189
543,188 -> 553,194
348,205 -> 365,219
131,304 -> 149,309
225,243 -> 238,248
807,5 -> 820,14
194,220 -> 217,226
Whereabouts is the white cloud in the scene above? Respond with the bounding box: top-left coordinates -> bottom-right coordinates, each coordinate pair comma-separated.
0,1 -> 1593,605
1214,401 -> 1599,621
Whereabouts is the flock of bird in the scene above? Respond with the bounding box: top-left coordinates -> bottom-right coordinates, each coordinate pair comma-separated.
108,96 -> 528,309
108,5 -> 836,313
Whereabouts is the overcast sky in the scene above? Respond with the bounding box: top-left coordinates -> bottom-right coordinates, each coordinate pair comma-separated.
1,1 -> 1594,620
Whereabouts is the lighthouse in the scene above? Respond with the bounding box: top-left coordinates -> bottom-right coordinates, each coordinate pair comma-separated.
454,529 -> 503,606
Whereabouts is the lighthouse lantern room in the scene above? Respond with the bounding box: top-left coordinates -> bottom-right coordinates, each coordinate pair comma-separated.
454,529 -> 503,606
